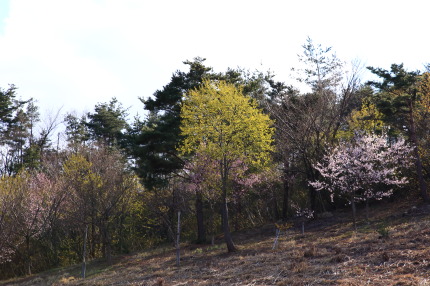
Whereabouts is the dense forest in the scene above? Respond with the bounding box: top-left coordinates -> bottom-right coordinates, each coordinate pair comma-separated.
1,38 -> 429,279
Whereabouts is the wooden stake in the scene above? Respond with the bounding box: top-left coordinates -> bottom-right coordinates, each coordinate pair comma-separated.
82,225 -> 88,278
176,211 -> 181,267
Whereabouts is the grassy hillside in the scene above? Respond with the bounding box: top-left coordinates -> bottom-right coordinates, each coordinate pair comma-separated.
1,197 -> 430,286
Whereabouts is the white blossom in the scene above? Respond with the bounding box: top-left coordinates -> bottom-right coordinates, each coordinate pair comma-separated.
310,133 -> 413,203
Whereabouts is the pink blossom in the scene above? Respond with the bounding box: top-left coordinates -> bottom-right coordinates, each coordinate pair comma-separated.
309,133 -> 413,203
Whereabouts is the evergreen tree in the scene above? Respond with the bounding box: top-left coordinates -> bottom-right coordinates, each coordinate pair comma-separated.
131,58 -> 217,189
368,64 -> 430,201
64,113 -> 90,149
0,85 -> 26,136
86,98 -> 129,147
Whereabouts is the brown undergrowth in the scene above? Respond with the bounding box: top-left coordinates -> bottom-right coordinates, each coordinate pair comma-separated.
1,197 -> 430,286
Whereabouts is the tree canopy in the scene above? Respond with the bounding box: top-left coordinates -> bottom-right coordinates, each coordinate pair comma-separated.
179,79 -> 274,252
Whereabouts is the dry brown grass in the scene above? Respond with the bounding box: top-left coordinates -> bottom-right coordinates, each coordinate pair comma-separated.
2,197 -> 430,285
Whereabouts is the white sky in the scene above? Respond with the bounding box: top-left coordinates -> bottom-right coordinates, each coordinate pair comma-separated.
0,0 -> 429,123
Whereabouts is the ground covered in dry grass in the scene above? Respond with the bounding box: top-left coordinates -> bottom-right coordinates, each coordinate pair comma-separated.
2,198 -> 430,286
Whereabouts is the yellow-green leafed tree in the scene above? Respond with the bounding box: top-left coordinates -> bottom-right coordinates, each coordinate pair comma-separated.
63,148 -> 137,263
63,154 -> 103,225
179,80 -> 274,252
338,98 -> 385,140
349,100 -> 384,133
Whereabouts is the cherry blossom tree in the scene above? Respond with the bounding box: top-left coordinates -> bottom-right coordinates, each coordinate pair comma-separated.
310,133 -> 412,229
19,173 -> 53,275
291,204 -> 314,234
0,172 -> 53,274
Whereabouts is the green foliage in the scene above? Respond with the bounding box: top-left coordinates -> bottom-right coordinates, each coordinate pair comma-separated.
367,64 -> 420,133
179,79 -> 274,252
337,98 -> 385,139
61,146 -> 142,264
377,225 -> 390,239
0,85 -> 27,135
179,80 -> 274,168
129,58 -> 264,190
64,113 -> 90,148
0,88 -> 41,175
293,37 -> 343,91
368,63 -> 430,202
86,97 -> 129,146
131,57 -> 214,189
63,154 -> 102,194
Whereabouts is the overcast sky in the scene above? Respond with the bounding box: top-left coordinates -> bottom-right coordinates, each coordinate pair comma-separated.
0,0 -> 429,122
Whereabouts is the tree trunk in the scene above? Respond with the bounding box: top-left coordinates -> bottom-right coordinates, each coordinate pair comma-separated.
281,167 -> 289,221
221,196 -> 236,252
220,159 -> 236,252
176,211 -> 181,267
351,196 -> 357,231
306,166 -> 318,212
101,224 -> 112,264
272,189 -> 280,221
365,199 -> 369,222
118,215 -> 125,253
90,213 -> 96,258
413,150 -> 429,202
195,190 -> 206,244
309,185 -> 317,213
209,202 -> 215,246
234,201 -> 243,231
82,225 -> 88,279
25,235 -> 31,276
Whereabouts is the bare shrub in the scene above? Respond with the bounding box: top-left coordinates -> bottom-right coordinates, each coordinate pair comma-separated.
303,244 -> 317,258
